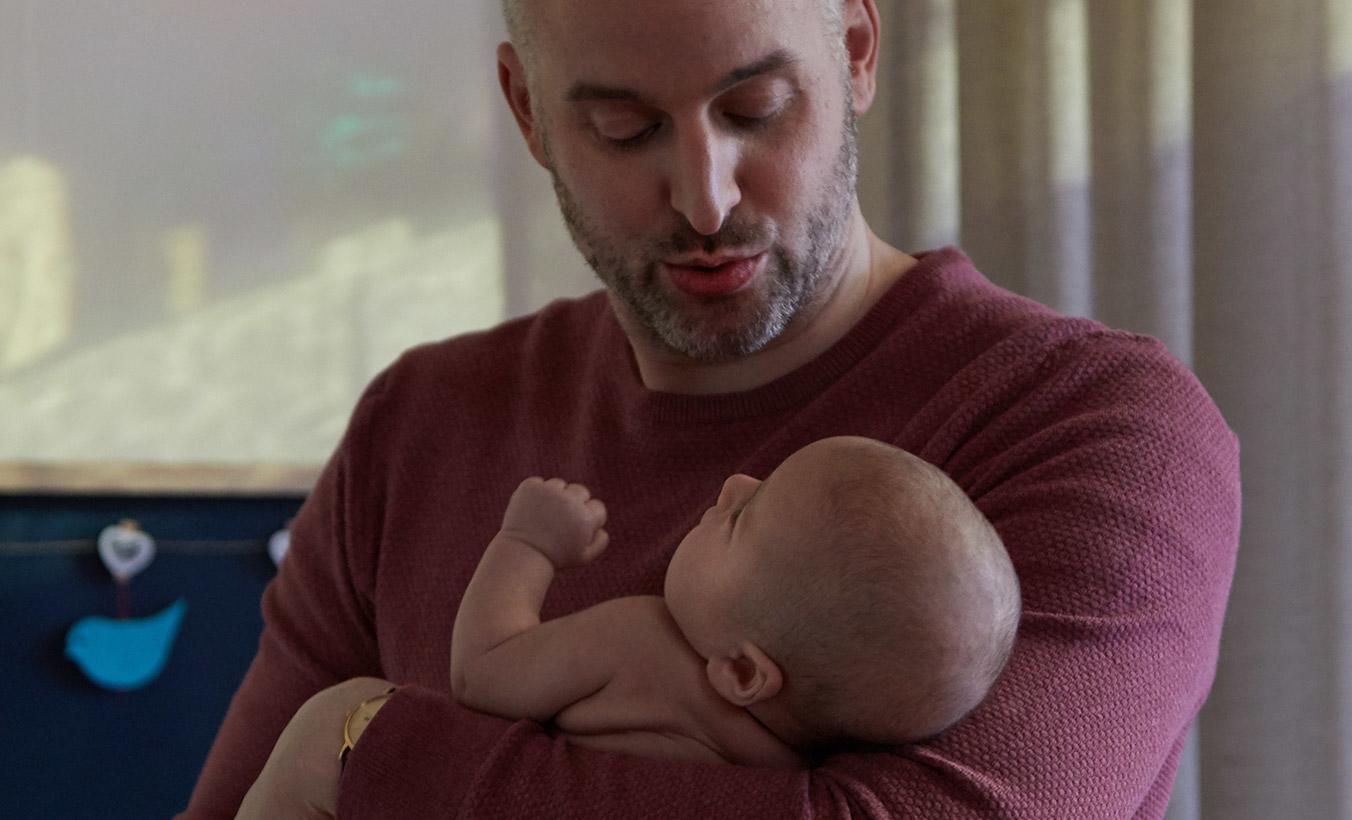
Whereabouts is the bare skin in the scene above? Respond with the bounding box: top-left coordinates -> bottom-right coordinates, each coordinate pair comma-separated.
450,477 -> 804,768
448,437 -> 1014,765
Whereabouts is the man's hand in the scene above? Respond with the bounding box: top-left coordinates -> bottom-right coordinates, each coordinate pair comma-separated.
499,477 -> 609,568
235,676 -> 396,820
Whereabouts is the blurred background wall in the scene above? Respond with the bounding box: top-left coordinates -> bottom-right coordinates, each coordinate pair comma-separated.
0,0 -> 594,484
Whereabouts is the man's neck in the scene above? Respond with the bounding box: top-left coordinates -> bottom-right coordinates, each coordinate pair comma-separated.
614,212 -> 918,396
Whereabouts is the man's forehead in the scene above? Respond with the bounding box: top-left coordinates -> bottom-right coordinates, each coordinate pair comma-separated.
565,50 -> 801,107
532,0 -> 820,92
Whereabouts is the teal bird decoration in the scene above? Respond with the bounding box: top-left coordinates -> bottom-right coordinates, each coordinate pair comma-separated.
65,599 -> 188,691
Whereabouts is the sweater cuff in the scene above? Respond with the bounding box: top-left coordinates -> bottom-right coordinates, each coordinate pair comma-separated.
337,683 -> 514,819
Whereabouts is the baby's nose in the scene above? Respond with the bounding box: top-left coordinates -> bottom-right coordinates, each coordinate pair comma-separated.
721,473 -> 758,502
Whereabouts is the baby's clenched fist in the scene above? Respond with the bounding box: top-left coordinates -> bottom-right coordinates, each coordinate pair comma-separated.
499,477 -> 609,568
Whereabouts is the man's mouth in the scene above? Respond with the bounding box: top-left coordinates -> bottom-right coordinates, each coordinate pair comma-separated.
663,254 -> 765,297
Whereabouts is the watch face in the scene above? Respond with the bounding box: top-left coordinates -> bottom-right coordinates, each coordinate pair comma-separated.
347,693 -> 393,744
365,692 -> 393,717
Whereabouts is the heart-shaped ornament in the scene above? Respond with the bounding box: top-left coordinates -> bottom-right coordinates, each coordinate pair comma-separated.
268,527 -> 290,567
98,521 -> 156,582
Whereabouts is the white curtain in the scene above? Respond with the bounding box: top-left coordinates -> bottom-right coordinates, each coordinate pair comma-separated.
2,1 -> 1348,815
862,1 -> 1351,816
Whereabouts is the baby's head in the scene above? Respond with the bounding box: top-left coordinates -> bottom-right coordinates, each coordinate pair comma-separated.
665,436 -> 1020,749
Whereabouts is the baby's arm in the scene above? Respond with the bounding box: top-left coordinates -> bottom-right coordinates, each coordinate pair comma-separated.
450,477 -> 612,722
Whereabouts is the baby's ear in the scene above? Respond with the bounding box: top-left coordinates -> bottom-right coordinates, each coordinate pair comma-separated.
706,642 -> 783,707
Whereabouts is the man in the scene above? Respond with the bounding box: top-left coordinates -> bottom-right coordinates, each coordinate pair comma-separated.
183,0 -> 1241,817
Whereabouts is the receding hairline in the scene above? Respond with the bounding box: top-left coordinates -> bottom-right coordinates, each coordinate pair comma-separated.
500,0 -> 528,50
500,0 -> 847,75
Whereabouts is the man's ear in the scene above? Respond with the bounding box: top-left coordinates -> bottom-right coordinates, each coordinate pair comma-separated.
842,0 -> 881,116
496,42 -> 550,170
706,642 -> 784,707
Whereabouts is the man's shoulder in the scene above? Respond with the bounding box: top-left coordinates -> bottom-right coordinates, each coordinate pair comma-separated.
979,314 -> 1218,434
876,252 -> 1233,465
946,316 -> 1236,477
877,252 -> 1190,407
399,290 -> 611,372
1018,319 -> 1207,409
360,289 -> 612,402
339,289 -> 612,444
920,249 -> 1199,387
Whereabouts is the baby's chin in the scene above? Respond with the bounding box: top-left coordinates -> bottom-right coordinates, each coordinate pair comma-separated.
669,603 -> 732,661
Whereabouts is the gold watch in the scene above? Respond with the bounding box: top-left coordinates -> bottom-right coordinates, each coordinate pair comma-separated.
338,687 -> 398,768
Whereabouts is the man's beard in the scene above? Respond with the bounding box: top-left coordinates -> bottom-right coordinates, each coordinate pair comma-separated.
546,98 -> 860,363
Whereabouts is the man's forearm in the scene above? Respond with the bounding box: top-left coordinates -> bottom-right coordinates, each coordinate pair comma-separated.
450,533 -> 556,696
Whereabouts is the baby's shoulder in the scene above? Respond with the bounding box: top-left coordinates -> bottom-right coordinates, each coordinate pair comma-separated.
585,595 -> 704,672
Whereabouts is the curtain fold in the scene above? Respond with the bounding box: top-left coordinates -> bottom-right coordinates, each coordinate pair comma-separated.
862,2 -> 1351,817
1329,4 -> 1352,809
956,0 -> 1093,316
1087,0 -> 1193,360
860,0 -> 961,252
1192,1 -> 1347,815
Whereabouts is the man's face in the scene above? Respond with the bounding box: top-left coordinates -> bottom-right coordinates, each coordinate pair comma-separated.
524,0 -> 859,362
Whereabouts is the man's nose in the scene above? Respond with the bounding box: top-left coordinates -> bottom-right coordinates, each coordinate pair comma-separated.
668,122 -> 742,236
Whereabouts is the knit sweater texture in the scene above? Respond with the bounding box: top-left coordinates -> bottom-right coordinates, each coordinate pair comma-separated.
180,247 -> 1241,819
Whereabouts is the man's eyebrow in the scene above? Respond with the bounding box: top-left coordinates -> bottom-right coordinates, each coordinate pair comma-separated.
712,49 -> 798,94
565,49 -> 799,105
565,82 -> 651,105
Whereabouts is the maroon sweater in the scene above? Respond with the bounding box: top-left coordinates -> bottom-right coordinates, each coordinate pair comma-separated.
181,247 -> 1240,819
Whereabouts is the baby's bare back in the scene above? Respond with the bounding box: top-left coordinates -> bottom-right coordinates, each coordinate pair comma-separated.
552,595 -> 803,769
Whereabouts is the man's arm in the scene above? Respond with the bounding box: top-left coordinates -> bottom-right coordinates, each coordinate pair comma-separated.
337,333 -> 1241,819
177,375 -> 394,819
450,477 -> 612,720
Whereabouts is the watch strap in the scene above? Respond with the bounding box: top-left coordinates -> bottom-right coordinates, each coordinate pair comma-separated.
339,686 -> 398,768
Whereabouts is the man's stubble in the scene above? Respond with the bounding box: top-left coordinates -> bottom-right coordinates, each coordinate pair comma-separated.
544,92 -> 860,364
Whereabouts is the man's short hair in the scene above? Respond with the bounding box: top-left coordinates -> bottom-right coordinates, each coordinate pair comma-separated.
501,0 -> 529,55
500,0 -> 848,83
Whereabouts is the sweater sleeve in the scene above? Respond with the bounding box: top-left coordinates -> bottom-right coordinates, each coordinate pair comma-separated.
335,333 -> 1242,819
176,375 -> 391,819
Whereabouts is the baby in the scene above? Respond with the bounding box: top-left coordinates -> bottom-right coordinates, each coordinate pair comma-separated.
450,436 -> 1020,767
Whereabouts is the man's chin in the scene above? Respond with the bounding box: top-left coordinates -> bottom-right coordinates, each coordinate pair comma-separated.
607,275 -> 790,362
651,319 -> 781,363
